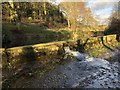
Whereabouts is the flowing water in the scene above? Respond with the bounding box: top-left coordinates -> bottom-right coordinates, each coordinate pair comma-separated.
4,46 -> 120,88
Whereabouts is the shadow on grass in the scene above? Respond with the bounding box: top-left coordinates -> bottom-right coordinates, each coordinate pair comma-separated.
101,37 -> 114,51
2,22 -> 71,48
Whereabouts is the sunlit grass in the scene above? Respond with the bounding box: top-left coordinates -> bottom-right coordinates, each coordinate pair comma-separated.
87,41 -> 120,58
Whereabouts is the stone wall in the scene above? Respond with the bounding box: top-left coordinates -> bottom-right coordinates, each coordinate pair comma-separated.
1,41 -> 67,68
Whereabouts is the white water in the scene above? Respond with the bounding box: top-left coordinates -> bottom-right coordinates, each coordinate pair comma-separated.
63,46 -> 120,88
64,46 -> 89,61
64,46 -> 110,68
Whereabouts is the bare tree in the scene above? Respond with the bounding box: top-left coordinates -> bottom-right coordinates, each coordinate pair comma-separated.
59,2 -> 86,31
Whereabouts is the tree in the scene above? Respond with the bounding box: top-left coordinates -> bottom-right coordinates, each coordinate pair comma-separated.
81,8 -> 99,26
104,1 -> 120,42
59,2 -> 86,31
2,2 -> 66,28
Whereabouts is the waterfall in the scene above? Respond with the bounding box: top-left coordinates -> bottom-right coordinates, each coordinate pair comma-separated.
63,46 -> 111,69
64,46 -> 89,61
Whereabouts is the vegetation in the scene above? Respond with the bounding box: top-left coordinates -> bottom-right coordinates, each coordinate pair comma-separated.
104,1 -> 120,41
2,1 -> 120,55
2,1 -> 101,47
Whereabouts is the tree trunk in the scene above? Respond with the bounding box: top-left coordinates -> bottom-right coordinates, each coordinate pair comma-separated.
71,19 -> 77,40
17,14 -> 21,30
43,2 -> 47,16
67,19 -> 71,29
71,19 -> 77,31
38,10 -> 41,20
43,2 -> 47,22
116,34 -> 120,42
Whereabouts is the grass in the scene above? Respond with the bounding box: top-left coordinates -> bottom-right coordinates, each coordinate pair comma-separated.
2,22 -> 51,33
2,22 -> 72,47
86,41 -> 120,58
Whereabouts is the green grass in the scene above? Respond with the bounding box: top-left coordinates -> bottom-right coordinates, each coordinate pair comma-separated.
2,22 -> 48,33
87,41 -> 120,58
2,22 -> 72,47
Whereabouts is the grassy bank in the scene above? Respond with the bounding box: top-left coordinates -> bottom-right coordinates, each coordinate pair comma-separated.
2,22 -> 72,47
2,22 -> 107,48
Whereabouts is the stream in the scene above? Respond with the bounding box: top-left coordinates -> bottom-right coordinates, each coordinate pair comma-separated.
8,46 -> 120,88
